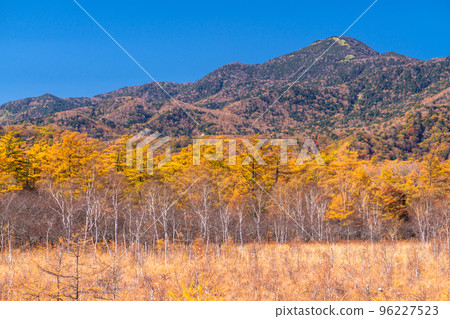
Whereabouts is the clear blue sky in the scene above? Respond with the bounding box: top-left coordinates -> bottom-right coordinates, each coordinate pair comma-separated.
1,0 -> 449,104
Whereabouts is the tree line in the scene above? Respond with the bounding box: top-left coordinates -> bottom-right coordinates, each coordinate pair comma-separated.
0,126 -> 448,259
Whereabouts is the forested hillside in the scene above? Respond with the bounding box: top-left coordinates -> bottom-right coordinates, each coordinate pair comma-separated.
1,36 -> 449,142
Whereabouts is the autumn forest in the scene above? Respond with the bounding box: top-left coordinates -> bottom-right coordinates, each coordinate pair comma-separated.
0,125 -> 448,300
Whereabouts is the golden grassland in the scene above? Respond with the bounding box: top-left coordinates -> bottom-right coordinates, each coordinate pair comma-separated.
0,240 -> 448,301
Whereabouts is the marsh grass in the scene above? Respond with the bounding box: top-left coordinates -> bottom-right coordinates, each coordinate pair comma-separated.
0,240 -> 448,301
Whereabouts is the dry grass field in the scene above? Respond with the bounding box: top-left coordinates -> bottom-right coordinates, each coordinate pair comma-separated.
0,240 -> 448,301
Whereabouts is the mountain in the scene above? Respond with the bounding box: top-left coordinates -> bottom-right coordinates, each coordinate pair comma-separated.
1,36 -> 449,142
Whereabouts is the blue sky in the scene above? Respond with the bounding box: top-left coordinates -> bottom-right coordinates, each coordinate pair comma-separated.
1,0 -> 449,104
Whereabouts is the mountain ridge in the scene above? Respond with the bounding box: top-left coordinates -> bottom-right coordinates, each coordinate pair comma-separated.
1,36 -> 449,141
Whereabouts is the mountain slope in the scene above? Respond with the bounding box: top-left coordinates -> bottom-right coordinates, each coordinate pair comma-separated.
1,36 -> 449,139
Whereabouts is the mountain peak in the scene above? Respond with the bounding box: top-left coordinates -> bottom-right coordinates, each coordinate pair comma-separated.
310,36 -> 349,47
38,93 -> 59,100
309,36 -> 379,57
